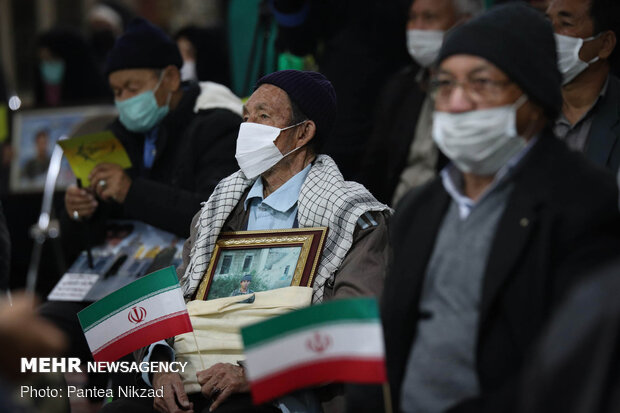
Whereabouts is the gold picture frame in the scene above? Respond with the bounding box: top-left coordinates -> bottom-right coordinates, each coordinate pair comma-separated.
195,227 -> 328,301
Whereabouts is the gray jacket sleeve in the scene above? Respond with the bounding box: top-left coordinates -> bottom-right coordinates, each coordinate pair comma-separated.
324,211 -> 391,301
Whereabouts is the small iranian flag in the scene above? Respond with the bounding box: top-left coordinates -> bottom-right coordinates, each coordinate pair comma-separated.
241,297 -> 386,405
78,266 -> 192,362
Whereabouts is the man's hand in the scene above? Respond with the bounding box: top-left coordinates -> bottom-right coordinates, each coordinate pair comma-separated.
89,163 -> 132,203
152,371 -> 194,413
197,363 -> 250,411
0,293 -> 67,379
65,185 -> 98,220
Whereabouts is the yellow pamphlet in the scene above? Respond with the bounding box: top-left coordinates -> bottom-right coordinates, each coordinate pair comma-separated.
58,131 -> 132,187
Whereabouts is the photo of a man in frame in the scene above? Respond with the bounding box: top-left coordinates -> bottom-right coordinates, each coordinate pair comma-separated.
230,274 -> 255,297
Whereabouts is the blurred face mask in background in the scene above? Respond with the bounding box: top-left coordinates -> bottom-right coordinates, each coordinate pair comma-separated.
407,29 -> 444,68
40,60 -> 65,85
554,33 -> 600,85
115,72 -> 170,133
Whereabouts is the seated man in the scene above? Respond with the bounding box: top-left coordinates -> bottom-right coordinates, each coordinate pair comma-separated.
63,17 -> 242,241
547,0 -> 620,174
381,4 -> 620,413
360,0 -> 483,206
103,70 -> 391,413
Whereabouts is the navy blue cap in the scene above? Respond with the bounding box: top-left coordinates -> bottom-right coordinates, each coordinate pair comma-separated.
104,18 -> 182,76
256,70 -> 337,146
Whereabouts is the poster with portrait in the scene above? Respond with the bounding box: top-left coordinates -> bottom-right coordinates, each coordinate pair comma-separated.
9,105 -> 117,192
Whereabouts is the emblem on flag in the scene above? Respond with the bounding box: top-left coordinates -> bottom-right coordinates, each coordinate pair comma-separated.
127,306 -> 147,324
306,332 -> 331,353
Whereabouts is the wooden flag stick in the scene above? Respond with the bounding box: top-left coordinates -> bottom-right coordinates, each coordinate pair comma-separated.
383,382 -> 393,413
191,330 -> 206,371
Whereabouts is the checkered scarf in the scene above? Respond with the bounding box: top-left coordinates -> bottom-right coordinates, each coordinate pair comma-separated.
180,155 -> 389,303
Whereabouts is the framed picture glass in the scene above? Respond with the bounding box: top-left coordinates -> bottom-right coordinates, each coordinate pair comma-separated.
9,105 -> 117,192
195,227 -> 328,301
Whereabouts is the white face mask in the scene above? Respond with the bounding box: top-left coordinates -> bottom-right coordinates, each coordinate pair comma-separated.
235,121 -> 306,179
407,29 -> 444,68
554,33 -> 600,85
432,95 -> 528,175
180,60 -> 197,82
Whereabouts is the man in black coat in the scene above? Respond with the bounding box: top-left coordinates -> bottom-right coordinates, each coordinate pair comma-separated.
64,18 -> 241,241
382,4 -> 620,413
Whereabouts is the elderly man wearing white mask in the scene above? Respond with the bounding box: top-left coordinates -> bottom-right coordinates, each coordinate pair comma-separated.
548,0 -> 620,174
102,70 -> 391,413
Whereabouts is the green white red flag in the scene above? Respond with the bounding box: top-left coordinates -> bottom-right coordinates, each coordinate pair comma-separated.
241,297 -> 386,405
78,266 -> 192,362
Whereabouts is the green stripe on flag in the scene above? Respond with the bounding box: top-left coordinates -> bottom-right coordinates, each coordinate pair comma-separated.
242,297 -> 379,348
78,266 -> 179,330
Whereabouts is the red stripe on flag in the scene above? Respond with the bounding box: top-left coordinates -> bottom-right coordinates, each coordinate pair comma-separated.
92,313 -> 192,362
249,358 -> 386,405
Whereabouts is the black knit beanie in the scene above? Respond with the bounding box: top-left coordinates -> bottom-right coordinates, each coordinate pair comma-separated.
256,70 -> 337,146
104,18 -> 182,76
437,3 -> 562,119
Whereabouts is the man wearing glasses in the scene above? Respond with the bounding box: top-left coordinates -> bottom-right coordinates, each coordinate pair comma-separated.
381,4 -> 620,413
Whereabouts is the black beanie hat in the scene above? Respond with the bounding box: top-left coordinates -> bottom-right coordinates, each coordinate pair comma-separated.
256,70 -> 337,145
104,18 -> 182,76
437,3 -> 562,119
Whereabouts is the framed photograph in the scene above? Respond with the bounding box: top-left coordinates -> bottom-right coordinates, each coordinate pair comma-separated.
10,105 -> 117,192
195,227 -> 329,301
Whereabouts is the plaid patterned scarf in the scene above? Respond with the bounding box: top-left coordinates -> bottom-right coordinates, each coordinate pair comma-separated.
180,155 -> 389,303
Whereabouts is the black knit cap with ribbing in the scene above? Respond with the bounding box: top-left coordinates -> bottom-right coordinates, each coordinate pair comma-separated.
256,70 -> 337,146
437,3 -> 562,119
104,18 -> 182,76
